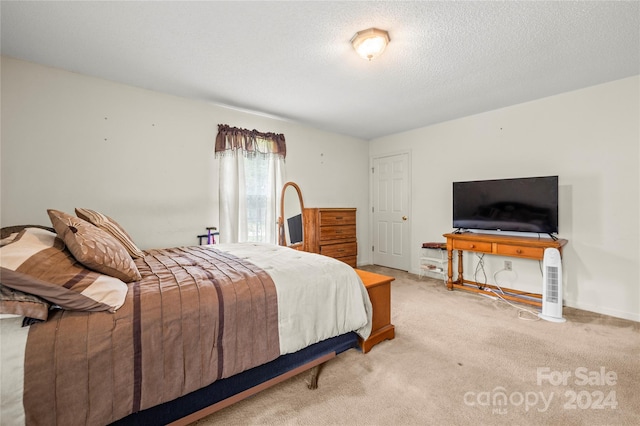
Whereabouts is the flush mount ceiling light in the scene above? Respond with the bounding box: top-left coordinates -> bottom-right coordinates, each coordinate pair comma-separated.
350,27 -> 390,61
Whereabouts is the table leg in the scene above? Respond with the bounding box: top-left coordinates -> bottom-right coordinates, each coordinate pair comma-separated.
457,250 -> 464,285
447,248 -> 454,290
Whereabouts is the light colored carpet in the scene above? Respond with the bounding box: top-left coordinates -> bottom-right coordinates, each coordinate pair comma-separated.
195,265 -> 640,425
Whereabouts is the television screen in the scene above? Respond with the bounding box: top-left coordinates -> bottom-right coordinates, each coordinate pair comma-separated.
453,176 -> 558,234
287,213 -> 303,244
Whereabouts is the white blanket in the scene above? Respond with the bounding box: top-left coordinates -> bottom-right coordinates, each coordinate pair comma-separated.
0,316 -> 29,426
215,243 -> 373,354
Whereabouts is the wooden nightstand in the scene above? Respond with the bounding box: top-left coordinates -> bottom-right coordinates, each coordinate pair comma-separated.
354,269 -> 395,353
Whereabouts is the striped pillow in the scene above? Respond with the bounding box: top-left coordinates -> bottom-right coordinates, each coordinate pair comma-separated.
48,209 -> 141,283
75,208 -> 144,258
0,228 -> 128,312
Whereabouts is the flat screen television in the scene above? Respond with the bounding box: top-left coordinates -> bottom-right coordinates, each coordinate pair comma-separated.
453,176 -> 558,234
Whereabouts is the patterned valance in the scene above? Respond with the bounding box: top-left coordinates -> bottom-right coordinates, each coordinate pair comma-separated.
215,124 -> 286,158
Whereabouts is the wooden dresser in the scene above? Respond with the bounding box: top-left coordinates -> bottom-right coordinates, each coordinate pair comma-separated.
303,208 -> 357,267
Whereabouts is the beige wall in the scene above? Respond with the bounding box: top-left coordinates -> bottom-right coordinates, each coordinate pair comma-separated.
0,57 -> 370,261
3,56 -> 638,321
370,75 -> 640,321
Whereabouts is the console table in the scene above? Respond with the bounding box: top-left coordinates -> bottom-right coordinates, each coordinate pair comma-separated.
443,233 -> 568,307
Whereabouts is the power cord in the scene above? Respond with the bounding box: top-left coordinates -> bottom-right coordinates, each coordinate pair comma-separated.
491,269 -> 540,321
472,254 -> 541,321
473,253 -> 487,288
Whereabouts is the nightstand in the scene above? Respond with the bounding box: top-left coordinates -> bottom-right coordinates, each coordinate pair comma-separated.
354,269 -> 395,353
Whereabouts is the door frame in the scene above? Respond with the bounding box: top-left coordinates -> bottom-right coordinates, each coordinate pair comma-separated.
368,149 -> 412,269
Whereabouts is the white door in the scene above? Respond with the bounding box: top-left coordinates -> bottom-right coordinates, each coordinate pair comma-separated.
372,152 -> 410,270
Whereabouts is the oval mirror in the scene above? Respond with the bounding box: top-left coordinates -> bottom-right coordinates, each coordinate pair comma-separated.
278,182 -> 305,249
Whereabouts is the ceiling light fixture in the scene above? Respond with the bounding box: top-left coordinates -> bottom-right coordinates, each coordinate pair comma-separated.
350,27 -> 390,61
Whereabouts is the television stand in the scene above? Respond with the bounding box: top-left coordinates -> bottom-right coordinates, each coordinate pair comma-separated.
443,232 -> 568,307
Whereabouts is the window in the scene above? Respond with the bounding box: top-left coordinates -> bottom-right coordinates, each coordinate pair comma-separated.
245,155 -> 272,242
215,125 -> 286,244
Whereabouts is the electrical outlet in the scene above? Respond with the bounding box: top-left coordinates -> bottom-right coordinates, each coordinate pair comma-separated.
504,260 -> 512,271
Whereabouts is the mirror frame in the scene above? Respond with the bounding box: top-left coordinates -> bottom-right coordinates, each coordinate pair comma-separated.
278,182 -> 305,248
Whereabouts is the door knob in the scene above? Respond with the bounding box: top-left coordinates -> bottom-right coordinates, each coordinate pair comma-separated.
402,216 -> 408,221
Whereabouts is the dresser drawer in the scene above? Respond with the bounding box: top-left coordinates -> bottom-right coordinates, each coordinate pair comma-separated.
319,225 -> 356,242
335,256 -> 357,268
318,210 -> 356,226
452,240 -> 492,253
320,242 -> 357,259
495,244 -> 544,259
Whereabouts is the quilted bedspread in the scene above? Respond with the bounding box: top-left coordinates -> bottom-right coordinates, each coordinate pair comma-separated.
22,246 -> 280,425
1,243 -> 371,426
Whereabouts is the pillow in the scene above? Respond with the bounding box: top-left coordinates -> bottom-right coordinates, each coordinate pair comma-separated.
48,209 -> 141,283
0,233 -> 19,247
0,283 -> 50,321
75,208 -> 144,258
0,227 -> 128,312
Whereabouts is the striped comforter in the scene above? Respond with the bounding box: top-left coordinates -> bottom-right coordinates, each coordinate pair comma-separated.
2,243 -> 371,426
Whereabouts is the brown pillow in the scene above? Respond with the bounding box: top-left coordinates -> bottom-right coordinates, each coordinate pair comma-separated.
0,228 -> 128,312
48,209 -> 141,283
75,208 -> 144,258
0,283 -> 50,321
0,233 -> 19,247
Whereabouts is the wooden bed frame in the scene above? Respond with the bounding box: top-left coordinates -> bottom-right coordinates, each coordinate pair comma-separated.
112,332 -> 359,425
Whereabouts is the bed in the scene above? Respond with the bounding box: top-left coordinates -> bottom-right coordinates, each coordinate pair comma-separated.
0,209 -> 372,425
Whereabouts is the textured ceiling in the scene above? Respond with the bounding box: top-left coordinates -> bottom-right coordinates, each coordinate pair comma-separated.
1,1 -> 639,140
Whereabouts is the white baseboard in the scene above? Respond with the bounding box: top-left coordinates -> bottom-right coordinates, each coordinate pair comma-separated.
565,300 -> 639,323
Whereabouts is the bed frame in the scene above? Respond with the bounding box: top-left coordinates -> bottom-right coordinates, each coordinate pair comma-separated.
111,332 -> 358,425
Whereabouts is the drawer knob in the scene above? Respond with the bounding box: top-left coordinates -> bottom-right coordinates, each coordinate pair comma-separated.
469,244 -> 475,248
516,249 -> 523,254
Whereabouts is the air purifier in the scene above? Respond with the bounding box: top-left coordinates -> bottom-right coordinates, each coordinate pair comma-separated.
538,247 -> 566,323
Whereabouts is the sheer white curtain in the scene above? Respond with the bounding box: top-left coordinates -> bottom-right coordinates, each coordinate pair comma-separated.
216,125 -> 286,244
219,154 -> 285,243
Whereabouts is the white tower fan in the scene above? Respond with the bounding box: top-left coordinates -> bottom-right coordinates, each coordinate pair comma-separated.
538,247 -> 566,323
